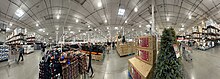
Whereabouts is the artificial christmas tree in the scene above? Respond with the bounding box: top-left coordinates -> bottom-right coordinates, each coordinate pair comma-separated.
154,28 -> 183,79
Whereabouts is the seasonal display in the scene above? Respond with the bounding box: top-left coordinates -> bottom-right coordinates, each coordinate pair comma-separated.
154,28 -> 183,79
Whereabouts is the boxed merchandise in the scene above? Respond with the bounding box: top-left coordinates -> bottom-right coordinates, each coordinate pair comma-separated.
138,36 -> 156,50
128,57 -> 152,79
136,48 -> 156,65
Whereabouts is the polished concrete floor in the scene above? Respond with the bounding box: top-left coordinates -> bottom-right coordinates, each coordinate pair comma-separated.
0,46 -> 219,79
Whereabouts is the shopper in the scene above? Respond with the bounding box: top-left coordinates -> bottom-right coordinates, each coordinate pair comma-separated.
87,42 -> 94,78
41,43 -> 46,53
17,45 -> 24,63
112,42 -> 115,50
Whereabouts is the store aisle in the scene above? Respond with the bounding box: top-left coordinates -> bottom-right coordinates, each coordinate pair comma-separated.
183,46 -> 220,79
91,50 -> 134,79
0,51 -> 42,79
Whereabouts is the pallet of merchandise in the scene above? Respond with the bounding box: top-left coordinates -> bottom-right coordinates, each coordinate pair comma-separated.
128,57 -> 152,79
92,53 -> 103,61
117,45 -> 135,57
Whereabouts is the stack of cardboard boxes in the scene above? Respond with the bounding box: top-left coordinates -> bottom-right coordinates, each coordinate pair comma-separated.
128,35 -> 156,79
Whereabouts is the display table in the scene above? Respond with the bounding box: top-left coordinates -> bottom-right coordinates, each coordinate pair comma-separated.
128,57 -> 152,79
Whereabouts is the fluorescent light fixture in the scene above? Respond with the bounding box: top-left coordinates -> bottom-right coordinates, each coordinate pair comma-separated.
57,10 -> 61,14
88,25 -> 90,28
167,17 -> 170,21
146,25 -> 151,28
56,15 -> 60,19
134,7 -> 138,12
180,28 -> 184,30
83,33 -> 86,35
38,28 -> 43,31
189,15 -> 192,19
115,27 -> 118,30
76,19 -> 79,23
150,21 -> 152,24
139,25 -> 142,27
181,24 -> 185,27
9,23 -> 13,26
36,23 -> 39,27
105,20 -> 107,23
98,2 -> 102,7
125,20 -> 127,23
118,8 -> 125,15
6,28 -> 10,31
15,8 -> 24,17
108,31 -> 110,32
70,31 -> 74,34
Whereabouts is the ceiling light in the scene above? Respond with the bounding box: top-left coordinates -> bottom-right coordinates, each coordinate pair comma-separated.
56,15 -> 60,19
121,27 -> 123,29
134,7 -> 138,12
115,27 -> 118,30
139,25 -> 142,27
6,28 -> 10,31
107,27 -> 109,29
15,8 -> 24,17
118,8 -> 125,15
36,23 -> 39,27
88,25 -> 90,28
46,33 -> 49,35
9,23 -> 13,26
125,20 -> 127,23
146,25 -> 151,28
132,29 -> 134,31
181,24 -> 185,27
189,15 -> 192,19
38,28 -> 43,31
95,29 -> 97,31
70,31 -> 74,34
105,20 -> 107,23
76,19 -> 79,23
69,28 -> 71,31
150,21 -> 152,24
180,28 -> 184,30
79,30 -> 81,32
98,2 -> 102,7
56,27 -> 59,30
167,17 -> 170,21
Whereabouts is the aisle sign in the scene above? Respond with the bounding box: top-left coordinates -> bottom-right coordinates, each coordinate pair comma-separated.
173,44 -> 180,58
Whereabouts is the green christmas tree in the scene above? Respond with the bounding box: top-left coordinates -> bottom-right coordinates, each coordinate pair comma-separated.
154,28 -> 183,79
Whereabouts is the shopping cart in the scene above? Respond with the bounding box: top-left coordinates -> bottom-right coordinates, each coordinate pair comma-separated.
182,46 -> 192,62
8,47 -> 19,67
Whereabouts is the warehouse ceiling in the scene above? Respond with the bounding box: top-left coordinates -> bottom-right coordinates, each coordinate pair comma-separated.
0,0 -> 220,40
